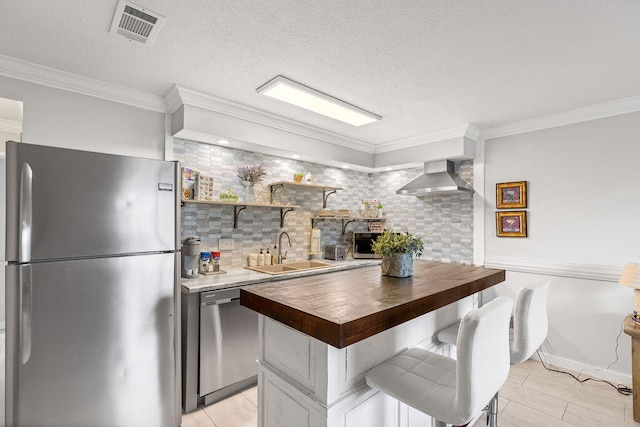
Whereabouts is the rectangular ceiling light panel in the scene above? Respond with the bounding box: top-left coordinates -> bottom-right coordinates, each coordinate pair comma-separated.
110,0 -> 166,45
256,76 -> 381,127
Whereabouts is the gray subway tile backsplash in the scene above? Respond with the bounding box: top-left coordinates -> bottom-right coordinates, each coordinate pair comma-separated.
174,139 -> 473,269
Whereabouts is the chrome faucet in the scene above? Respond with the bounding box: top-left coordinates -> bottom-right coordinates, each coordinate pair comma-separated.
276,231 -> 292,264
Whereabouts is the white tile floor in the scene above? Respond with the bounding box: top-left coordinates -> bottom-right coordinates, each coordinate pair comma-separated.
1,330 -> 638,427
182,359 -> 640,427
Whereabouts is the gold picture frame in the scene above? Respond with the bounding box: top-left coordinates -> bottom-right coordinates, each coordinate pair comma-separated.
496,181 -> 527,209
496,211 -> 527,237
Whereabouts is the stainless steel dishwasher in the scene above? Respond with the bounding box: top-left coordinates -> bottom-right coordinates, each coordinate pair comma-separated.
199,287 -> 259,405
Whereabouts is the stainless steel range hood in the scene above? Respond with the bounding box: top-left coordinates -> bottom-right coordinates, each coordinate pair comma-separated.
396,160 -> 473,196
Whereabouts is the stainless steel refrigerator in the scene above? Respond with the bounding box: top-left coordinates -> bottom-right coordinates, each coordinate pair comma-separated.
5,141 -> 181,427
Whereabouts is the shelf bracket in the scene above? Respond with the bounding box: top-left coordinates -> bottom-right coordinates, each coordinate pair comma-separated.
322,189 -> 337,208
270,184 -> 285,204
311,218 -> 326,228
341,219 -> 356,235
233,205 -> 247,228
280,207 -> 295,228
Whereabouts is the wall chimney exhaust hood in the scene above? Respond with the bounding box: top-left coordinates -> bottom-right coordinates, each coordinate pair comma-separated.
396,160 -> 473,196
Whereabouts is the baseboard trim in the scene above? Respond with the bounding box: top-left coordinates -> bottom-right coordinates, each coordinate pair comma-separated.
534,351 -> 631,386
484,256 -> 622,283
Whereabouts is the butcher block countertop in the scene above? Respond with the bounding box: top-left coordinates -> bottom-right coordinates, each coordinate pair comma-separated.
240,260 -> 505,348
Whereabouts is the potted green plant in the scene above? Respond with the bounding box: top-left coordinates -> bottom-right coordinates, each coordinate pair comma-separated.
293,172 -> 304,183
371,230 -> 424,278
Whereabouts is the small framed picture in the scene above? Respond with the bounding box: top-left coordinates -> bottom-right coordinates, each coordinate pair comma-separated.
496,181 -> 527,209
496,211 -> 527,237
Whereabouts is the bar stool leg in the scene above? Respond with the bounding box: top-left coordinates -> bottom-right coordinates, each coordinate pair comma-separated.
486,392 -> 499,427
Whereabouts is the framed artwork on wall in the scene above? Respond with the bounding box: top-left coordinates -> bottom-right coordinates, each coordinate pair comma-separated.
496,181 -> 527,209
496,211 -> 527,237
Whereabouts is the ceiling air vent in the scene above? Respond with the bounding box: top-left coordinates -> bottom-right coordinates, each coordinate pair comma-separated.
109,0 -> 166,46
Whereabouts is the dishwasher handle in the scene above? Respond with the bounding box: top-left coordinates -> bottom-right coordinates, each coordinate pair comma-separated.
200,288 -> 241,307
202,297 -> 237,306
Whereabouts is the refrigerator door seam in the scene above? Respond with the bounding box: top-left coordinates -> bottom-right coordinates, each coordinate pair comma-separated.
8,250 -> 181,265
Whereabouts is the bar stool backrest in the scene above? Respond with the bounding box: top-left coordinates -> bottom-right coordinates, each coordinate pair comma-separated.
455,296 -> 513,420
510,279 -> 550,364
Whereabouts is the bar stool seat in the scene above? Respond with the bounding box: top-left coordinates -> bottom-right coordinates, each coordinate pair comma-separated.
366,296 -> 513,427
438,279 -> 550,364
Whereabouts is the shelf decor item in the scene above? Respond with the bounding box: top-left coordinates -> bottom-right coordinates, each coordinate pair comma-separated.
219,188 -> 239,203
236,165 -> 267,203
293,172 -> 304,183
496,211 -> 527,237
496,181 -> 527,209
372,230 -> 424,278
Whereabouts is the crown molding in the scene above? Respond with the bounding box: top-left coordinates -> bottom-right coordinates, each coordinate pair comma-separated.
3,54 -> 637,152
374,123 -> 482,154
484,255 -> 622,282
0,54 -> 166,113
171,85 -> 377,154
0,117 -> 21,133
482,95 -> 640,140
164,85 -> 183,115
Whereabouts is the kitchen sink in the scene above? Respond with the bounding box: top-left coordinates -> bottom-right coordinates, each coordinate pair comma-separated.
284,261 -> 332,269
246,260 -> 332,275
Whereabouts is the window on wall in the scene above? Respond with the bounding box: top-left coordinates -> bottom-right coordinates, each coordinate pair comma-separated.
0,96 -> 23,155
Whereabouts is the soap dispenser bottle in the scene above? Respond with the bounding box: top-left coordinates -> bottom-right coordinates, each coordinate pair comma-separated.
264,247 -> 272,265
257,249 -> 265,266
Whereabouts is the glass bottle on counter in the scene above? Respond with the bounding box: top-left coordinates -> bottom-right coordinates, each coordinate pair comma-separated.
264,247 -> 272,265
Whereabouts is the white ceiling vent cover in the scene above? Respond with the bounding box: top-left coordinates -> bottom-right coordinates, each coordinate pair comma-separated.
109,0 -> 166,46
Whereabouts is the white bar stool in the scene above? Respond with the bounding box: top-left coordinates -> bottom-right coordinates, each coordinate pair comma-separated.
438,279 -> 550,364
365,296 -> 513,427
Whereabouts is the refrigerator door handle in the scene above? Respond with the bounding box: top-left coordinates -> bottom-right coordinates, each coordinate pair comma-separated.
20,162 -> 33,263
20,265 -> 33,364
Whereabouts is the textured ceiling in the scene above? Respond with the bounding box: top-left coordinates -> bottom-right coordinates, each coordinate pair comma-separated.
1,0 -> 639,147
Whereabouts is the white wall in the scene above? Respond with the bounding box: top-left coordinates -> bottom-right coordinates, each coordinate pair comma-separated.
0,76 -> 165,159
484,111 -> 640,382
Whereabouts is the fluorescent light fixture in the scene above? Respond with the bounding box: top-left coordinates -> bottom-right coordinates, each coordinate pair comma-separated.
291,154 -> 301,159
256,75 -> 381,127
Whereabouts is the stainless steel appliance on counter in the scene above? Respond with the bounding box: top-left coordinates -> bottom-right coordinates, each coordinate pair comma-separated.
353,232 -> 383,259
324,244 -> 346,260
5,141 -> 181,427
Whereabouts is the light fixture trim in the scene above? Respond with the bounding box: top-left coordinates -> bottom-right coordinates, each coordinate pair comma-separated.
256,75 -> 381,127
217,139 -> 230,145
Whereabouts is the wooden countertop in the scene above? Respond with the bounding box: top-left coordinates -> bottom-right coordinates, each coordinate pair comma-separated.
240,260 -> 505,348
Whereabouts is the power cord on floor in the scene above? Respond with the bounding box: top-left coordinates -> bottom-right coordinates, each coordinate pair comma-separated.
535,319 -> 632,396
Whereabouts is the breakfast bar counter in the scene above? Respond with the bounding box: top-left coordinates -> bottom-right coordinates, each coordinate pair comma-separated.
240,260 -> 505,427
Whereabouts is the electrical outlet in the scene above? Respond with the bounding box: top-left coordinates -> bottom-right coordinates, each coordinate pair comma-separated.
219,238 -> 234,250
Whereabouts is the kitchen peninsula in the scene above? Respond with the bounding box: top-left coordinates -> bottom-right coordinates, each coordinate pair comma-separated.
240,260 -> 505,427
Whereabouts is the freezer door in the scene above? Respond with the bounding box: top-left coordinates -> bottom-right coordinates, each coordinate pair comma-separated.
6,141 -> 179,262
5,253 -> 179,427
